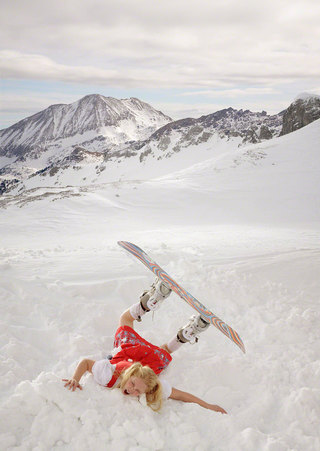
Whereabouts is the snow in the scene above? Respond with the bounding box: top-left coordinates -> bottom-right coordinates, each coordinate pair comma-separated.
0,156 -> 16,172
294,92 -> 320,102
8,132 -> 243,191
1,120 -> 320,450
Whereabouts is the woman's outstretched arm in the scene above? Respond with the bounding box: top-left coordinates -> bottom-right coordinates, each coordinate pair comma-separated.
62,358 -> 95,391
169,387 -> 227,414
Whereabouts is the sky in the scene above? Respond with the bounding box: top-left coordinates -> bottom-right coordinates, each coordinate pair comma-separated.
1,0 -> 320,129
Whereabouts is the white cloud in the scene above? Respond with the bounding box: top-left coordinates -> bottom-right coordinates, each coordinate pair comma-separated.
0,51 -> 127,85
178,88 -> 280,98
1,0 -> 320,127
1,47 -> 319,91
1,0 -> 319,89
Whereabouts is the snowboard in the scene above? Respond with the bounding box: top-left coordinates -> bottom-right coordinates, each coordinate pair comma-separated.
118,241 -> 245,354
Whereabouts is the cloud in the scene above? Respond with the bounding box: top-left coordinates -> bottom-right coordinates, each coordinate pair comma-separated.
0,50 -> 129,86
1,47 -> 319,92
178,88 -> 279,98
1,0 -> 319,89
1,0 -> 320,128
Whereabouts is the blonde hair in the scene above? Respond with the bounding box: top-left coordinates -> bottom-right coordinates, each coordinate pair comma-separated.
118,362 -> 163,412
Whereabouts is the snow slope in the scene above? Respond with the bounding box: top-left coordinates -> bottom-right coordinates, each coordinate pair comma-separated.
3,118 -> 320,226
0,120 -> 319,450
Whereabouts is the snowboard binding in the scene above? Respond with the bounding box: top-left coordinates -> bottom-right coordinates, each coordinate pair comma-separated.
177,315 -> 210,344
140,278 -> 172,312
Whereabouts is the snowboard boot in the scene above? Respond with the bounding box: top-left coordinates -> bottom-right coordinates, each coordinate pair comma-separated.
177,314 -> 210,344
140,278 -> 172,312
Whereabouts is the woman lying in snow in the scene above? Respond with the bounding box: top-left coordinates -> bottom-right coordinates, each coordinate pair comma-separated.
63,279 -> 227,414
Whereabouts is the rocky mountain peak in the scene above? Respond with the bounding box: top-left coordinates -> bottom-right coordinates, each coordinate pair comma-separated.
136,106 -> 283,162
281,93 -> 320,135
0,95 -> 172,158
293,92 -> 320,102
196,107 -> 281,138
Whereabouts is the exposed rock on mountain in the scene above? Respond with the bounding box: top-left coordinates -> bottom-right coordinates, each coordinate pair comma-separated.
280,93 -> 320,135
133,107 -> 283,158
0,178 -> 19,195
31,147 -> 106,180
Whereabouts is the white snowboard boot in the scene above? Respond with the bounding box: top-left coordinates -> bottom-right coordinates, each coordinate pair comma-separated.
177,314 -> 210,344
129,278 -> 172,322
140,278 -> 172,312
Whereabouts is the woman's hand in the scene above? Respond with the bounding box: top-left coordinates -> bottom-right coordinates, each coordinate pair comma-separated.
206,403 -> 227,414
62,378 -> 83,391
62,359 -> 95,392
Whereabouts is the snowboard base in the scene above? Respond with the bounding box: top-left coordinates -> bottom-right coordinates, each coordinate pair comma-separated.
118,241 -> 245,354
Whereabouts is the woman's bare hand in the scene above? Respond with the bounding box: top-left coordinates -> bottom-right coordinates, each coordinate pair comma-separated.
207,404 -> 227,414
62,378 -> 82,391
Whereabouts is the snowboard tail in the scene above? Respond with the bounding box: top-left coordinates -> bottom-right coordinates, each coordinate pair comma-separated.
118,241 -> 245,354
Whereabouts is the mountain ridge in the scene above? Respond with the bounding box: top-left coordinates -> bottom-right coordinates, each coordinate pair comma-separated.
1,92 -> 320,196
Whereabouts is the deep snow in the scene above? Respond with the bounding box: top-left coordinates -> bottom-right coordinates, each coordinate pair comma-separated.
0,121 -> 320,450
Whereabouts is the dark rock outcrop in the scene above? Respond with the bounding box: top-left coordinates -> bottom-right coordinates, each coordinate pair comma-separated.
0,178 -> 19,194
280,94 -> 320,136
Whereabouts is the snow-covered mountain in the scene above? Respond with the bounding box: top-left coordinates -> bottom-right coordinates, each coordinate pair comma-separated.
0,95 -> 171,158
1,93 -> 320,196
0,102 -> 282,193
0,93 -> 171,185
0,95 -> 171,189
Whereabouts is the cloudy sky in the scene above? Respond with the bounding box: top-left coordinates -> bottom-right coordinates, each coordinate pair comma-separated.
1,0 -> 320,128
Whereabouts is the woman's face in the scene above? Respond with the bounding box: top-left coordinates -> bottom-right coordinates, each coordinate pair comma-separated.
122,376 -> 147,397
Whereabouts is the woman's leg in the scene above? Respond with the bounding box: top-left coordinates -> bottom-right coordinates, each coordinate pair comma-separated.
160,343 -> 174,354
161,315 -> 210,353
119,278 -> 172,328
160,336 -> 183,354
119,309 -> 136,328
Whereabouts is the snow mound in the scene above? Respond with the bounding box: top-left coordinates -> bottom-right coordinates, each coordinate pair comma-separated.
1,238 -> 320,450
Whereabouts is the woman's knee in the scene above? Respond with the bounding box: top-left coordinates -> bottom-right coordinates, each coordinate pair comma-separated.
160,344 -> 172,354
119,309 -> 134,328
